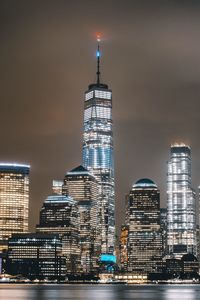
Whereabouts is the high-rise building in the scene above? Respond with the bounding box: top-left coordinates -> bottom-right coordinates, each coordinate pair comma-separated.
36,194 -> 80,274
160,208 -> 167,258
167,144 -> 196,258
7,233 -> 66,280
197,186 -> 200,261
0,163 -> 30,251
82,38 -> 115,254
63,165 -> 100,273
127,179 -> 162,275
119,225 -> 129,272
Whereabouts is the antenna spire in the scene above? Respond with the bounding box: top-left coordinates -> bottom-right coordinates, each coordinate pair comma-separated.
96,35 -> 101,85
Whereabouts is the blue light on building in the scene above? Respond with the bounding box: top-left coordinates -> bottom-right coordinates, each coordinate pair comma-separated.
100,254 -> 116,264
96,50 -> 100,57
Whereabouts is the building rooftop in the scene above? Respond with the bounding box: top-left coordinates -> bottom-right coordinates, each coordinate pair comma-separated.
0,163 -> 30,173
171,143 -> 190,148
88,83 -> 109,90
66,165 -> 96,179
181,253 -> 198,262
44,195 -> 74,204
69,165 -> 88,173
132,178 -> 157,189
9,233 -> 60,239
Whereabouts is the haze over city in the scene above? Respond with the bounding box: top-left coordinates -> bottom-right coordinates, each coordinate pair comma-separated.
1,0 -> 200,234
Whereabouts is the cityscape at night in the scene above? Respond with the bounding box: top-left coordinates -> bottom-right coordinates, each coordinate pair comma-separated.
0,35 -> 200,284
1,0 -> 200,299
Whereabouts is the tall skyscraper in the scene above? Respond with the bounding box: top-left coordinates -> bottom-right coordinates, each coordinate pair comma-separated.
63,165 -> 100,273
82,38 -> 115,254
127,178 -> 162,275
167,144 -> 196,258
0,163 -> 30,251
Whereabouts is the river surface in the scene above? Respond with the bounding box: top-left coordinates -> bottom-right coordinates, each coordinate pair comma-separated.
0,284 -> 200,300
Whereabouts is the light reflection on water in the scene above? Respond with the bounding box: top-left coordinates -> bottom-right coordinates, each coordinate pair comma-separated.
164,288 -> 196,300
0,284 -> 200,300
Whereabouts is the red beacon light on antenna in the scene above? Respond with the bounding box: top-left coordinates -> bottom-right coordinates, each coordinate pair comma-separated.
96,34 -> 101,42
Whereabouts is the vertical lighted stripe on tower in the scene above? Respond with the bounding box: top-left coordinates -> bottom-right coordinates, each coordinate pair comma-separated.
82,36 -> 115,254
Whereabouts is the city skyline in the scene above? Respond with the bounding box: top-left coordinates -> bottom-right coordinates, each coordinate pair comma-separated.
1,0 -> 200,235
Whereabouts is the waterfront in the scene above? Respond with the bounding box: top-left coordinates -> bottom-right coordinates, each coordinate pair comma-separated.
1,284 -> 200,300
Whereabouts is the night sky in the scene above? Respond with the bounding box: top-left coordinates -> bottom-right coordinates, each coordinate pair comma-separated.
1,0 -> 200,234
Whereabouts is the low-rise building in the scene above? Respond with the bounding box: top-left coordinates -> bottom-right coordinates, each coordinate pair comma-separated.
6,233 -> 66,280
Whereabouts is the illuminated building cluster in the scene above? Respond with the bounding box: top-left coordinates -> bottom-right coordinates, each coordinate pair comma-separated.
36,165 -> 102,274
63,165 -> 100,273
1,43 -> 200,282
118,144 -> 199,282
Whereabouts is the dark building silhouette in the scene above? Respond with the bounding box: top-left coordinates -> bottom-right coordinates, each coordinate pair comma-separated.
181,253 -> 199,279
6,233 -> 66,280
165,254 -> 199,279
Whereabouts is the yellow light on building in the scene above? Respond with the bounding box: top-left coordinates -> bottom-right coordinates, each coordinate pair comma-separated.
0,163 -> 30,251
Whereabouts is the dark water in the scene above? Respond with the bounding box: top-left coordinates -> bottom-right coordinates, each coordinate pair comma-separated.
0,284 -> 200,300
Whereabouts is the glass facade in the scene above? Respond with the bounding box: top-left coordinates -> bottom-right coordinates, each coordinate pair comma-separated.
167,144 -> 196,258
127,179 -> 162,275
36,194 -> 80,274
63,165 -> 100,273
82,46 -> 115,255
0,163 -> 30,251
